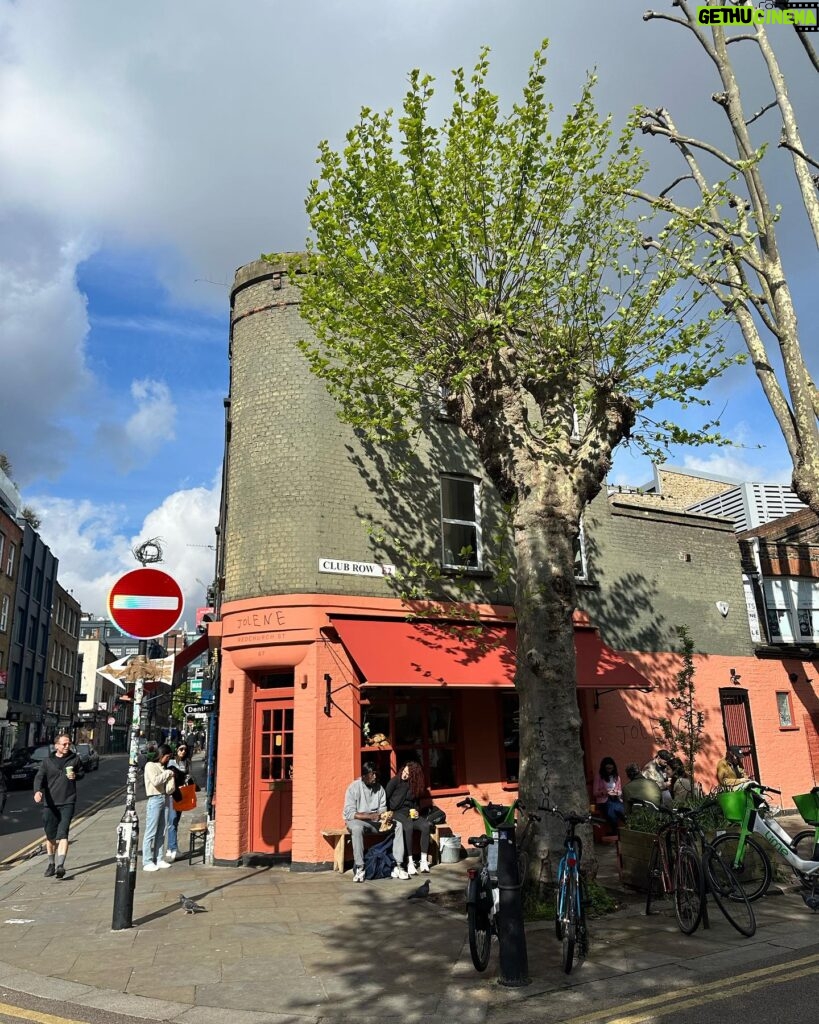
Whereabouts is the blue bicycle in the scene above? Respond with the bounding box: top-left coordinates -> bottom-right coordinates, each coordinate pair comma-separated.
546,806 -> 597,974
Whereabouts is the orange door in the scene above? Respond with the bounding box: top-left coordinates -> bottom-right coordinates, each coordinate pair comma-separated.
251,699 -> 294,854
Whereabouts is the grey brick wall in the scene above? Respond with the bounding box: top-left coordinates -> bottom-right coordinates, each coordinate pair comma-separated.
223,260 -> 509,605
579,491 -> 754,657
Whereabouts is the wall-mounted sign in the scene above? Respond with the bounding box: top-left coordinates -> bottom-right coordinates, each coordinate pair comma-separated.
318,558 -> 395,578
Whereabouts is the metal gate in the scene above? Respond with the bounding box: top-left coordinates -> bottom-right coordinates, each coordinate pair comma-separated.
719,688 -> 760,781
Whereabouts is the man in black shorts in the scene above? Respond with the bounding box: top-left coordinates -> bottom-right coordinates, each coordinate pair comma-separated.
33,733 -> 81,879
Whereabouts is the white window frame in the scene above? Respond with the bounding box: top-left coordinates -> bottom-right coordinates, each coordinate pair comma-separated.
0,594 -> 8,632
5,542 -> 14,577
0,532 -> 5,569
574,520 -> 589,581
763,577 -> 819,644
440,474 -> 482,570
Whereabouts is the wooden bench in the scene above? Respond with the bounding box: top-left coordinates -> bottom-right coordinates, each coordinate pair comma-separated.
322,825 -> 447,872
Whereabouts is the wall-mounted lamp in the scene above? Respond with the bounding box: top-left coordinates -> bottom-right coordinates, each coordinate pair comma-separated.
730,667 -> 742,685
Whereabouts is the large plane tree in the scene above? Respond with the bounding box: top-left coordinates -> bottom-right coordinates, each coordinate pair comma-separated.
279,43 -> 738,868
638,0 -> 819,510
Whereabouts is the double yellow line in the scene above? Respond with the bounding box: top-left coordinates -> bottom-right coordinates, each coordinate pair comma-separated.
0,787 -> 125,867
561,950 -> 819,1023
0,1003 -> 91,1024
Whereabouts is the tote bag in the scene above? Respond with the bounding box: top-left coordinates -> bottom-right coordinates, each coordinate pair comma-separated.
172,783 -> 197,812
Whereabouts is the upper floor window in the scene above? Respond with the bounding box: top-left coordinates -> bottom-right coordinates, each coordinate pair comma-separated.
776,691 -> 796,729
762,577 -> 819,644
440,474 -> 482,569
0,532 -> 5,568
573,521 -> 588,581
0,594 -> 8,632
6,542 -> 15,577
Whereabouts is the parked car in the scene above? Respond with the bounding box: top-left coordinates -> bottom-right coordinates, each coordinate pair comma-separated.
8,744 -> 85,789
75,742 -> 99,772
1,747 -> 33,788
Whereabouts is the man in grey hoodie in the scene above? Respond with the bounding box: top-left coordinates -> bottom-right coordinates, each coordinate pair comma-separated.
343,762 -> 386,882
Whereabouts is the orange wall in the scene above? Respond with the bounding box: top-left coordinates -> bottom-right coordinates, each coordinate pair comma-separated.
582,651 -> 819,809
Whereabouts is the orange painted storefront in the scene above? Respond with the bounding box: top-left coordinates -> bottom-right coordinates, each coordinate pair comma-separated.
209,594 -> 654,868
579,650 -> 819,809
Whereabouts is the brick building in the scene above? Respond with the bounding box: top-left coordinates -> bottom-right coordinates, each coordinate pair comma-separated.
44,583 -> 81,740
209,258 -> 819,869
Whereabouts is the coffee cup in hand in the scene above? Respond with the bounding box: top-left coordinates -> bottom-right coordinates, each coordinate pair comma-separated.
66,766 -> 75,780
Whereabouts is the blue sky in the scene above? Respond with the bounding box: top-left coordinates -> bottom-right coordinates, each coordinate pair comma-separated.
0,0 -> 815,619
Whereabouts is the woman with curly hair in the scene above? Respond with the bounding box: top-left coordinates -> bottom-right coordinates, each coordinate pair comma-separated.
385,760 -> 431,879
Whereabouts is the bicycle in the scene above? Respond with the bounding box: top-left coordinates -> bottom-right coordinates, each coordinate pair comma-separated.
712,782 -> 819,909
456,796 -> 538,971
544,806 -> 599,974
640,798 -> 756,937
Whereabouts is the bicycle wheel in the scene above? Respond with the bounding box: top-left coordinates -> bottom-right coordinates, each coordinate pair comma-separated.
467,904 -> 492,971
561,872 -> 577,974
577,878 -> 589,961
645,840 -> 663,916
554,863 -> 566,940
710,832 -> 771,901
673,844 -> 704,935
705,847 -> 756,937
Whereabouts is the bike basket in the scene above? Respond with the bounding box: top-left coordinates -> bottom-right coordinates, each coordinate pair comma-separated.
717,788 -> 754,822
794,791 -> 819,826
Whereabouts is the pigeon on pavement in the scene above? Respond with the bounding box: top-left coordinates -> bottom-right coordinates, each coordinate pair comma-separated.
406,880 -> 430,900
179,893 -> 206,914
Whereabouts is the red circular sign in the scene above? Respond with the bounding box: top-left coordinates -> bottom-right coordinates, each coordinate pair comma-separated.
107,568 -> 184,640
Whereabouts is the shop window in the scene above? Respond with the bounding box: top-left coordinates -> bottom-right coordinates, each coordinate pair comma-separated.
440,474 -> 482,569
776,691 -> 796,729
500,692 -> 520,784
361,692 -> 460,790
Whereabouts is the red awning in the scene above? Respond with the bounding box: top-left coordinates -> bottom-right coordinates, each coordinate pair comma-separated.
330,618 -> 652,691
172,632 -> 209,676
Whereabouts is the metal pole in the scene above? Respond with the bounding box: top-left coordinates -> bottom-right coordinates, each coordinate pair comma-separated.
495,823 -> 530,987
112,639 -> 146,930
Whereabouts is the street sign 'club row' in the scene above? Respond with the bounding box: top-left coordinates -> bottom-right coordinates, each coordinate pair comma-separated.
107,568 -> 184,640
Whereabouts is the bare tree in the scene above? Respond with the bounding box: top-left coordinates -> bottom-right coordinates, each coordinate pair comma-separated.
636,0 -> 819,508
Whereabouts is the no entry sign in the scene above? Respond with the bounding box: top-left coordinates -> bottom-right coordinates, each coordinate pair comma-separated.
108,568 -> 184,640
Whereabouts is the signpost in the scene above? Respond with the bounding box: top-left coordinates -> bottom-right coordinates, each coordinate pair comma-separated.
110,565 -> 183,932
107,568 -> 184,640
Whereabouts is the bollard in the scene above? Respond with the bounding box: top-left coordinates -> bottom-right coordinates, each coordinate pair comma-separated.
494,823 -> 530,987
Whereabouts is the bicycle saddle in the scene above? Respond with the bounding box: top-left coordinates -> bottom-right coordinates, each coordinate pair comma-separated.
468,835 -> 494,848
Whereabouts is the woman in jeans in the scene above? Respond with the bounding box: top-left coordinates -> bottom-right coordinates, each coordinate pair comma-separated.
142,744 -> 175,871
386,761 -> 431,879
165,743 -> 194,862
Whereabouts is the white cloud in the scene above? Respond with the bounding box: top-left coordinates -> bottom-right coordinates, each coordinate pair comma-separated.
95,379 -> 177,471
0,214 -> 94,483
680,452 -> 792,487
33,476 -> 220,626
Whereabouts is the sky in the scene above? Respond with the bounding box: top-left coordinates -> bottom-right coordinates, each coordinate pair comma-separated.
1,0 -> 817,622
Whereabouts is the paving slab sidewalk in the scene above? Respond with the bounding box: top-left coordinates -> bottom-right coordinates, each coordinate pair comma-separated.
1,794 -> 818,1024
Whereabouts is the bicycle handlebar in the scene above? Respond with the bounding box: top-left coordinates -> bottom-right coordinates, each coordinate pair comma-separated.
544,806 -> 593,826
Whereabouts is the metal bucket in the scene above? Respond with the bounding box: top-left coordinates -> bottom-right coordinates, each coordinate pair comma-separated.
439,835 -> 462,863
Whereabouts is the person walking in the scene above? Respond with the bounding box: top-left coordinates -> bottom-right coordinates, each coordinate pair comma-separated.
386,760 -> 431,878
142,744 -> 176,871
33,733 -> 81,879
165,742 -> 194,862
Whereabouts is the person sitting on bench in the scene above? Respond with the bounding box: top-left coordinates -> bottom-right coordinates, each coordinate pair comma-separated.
343,761 -> 388,883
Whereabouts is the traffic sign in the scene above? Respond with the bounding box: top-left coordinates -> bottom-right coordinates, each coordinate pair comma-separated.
184,703 -> 215,716
108,568 -> 184,640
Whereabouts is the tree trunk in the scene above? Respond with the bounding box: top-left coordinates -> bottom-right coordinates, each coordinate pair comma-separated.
513,489 -> 590,878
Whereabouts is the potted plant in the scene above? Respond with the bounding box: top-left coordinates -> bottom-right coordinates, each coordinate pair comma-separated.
616,805 -> 663,891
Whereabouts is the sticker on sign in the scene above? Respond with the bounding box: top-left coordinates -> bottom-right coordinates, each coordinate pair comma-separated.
184,703 -> 215,716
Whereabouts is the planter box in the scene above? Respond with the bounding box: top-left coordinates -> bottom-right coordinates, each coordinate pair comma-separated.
617,828 -> 657,891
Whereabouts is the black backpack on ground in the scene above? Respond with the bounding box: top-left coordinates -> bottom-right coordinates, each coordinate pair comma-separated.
363,832 -> 397,880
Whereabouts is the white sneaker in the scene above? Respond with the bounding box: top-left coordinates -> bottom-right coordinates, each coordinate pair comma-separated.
391,866 -> 400,878
143,862 -> 159,872
407,859 -> 417,876
396,866 -> 409,880
353,866 -> 365,883
165,850 -> 177,862
156,858 -> 172,869
419,858 -> 430,873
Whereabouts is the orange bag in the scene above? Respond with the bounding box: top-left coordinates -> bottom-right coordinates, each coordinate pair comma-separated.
172,783 -> 197,812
